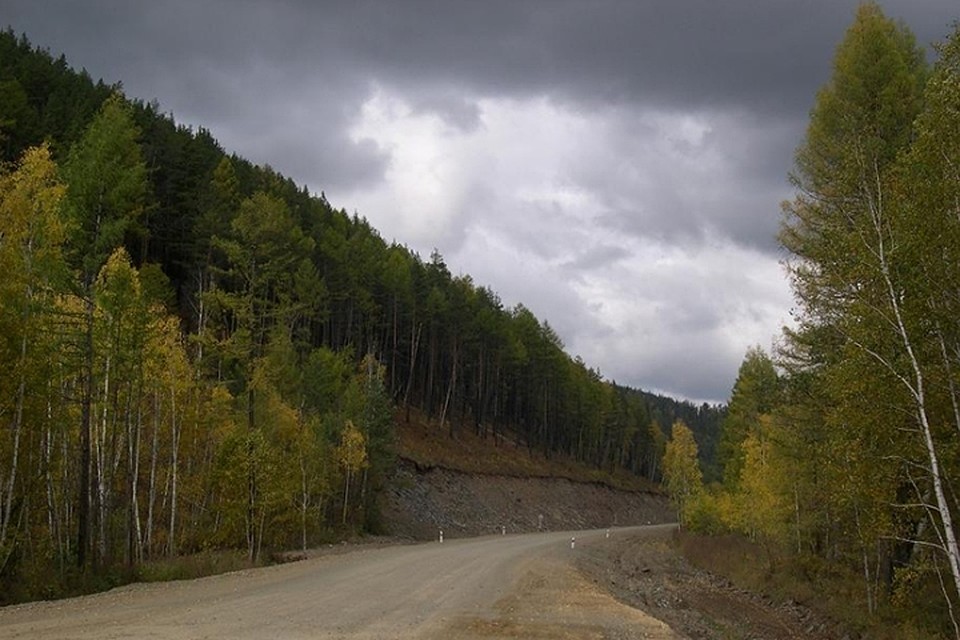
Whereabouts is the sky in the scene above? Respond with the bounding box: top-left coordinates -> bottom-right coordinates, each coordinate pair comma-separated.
5,1 -> 957,403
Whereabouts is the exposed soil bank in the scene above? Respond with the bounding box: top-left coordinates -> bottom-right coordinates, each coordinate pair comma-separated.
382,459 -> 675,540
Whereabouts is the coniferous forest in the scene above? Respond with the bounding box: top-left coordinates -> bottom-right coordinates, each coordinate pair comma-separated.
0,30 -> 724,600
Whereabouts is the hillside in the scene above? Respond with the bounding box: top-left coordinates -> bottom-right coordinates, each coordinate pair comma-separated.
0,29 -> 717,602
381,409 -> 673,539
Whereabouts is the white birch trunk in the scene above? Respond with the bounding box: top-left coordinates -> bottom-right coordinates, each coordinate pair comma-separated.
868,184 -> 960,609
97,355 -> 111,561
0,336 -> 28,554
146,393 -> 160,557
168,384 -> 179,557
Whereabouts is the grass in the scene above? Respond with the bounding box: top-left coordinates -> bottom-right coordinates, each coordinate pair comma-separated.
0,549 -> 264,606
395,408 -> 662,494
136,549 -> 257,583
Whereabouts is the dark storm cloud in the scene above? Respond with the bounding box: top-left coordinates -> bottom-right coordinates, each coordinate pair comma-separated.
7,1 -> 956,198
5,0 -> 957,403
5,0 -> 393,191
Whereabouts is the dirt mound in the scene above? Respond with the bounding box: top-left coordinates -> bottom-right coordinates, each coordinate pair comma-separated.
382,459 -> 675,540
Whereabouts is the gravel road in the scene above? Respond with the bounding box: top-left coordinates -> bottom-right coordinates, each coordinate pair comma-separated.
0,525 -> 679,639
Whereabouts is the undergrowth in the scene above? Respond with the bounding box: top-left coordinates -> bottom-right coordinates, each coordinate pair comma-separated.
397,408 -> 661,494
676,531 -> 950,639
136,549 -> 257,583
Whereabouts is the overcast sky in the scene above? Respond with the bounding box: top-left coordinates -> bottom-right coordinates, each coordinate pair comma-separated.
6,1 -> 957,403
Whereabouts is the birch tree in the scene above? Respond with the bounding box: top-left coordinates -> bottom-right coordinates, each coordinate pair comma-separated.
779,2 -> 960,627
662,420 -> 702,529
0,145 -> 66,571
337,420 -> 367,526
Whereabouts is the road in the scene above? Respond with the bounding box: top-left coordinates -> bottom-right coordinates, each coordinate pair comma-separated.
0,525 -> 680,639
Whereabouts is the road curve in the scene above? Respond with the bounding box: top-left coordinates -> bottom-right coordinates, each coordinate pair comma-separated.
0,525 -> 679,639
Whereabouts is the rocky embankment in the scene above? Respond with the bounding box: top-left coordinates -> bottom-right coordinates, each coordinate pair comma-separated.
382,458 -> 675,540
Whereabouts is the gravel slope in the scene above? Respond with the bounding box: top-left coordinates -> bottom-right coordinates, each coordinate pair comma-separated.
383,460 -> 675,540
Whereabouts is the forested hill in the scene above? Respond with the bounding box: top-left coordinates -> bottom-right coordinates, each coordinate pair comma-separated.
0,29 -> 721,598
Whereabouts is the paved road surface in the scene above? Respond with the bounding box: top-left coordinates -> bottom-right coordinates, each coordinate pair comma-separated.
0,525 -> 680,639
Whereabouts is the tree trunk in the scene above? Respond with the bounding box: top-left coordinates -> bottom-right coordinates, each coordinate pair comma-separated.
300,451 -> 308,552
870,188 -> 960,607
341,469 -> 351,526
441,340 -> 458,438
246,387 -> 257,563
146,392 -> 159,558
168,384 -> 179,558
96,354 -> 111,565
78,296 -> 94,569
403,322 -> 421,422
131,402 -> 143,564
0,335 -> 28,562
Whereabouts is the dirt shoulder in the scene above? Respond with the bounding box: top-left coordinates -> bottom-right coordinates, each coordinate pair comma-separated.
575,529 -> 845,640
1,525 -> 850,639
433,534 -> 681,640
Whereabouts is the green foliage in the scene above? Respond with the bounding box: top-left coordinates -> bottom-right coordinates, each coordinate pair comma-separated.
717,347 -> 779,485
62,93 -> 148,287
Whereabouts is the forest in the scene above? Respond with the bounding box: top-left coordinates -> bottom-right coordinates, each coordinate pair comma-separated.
0,28 -> 724,600
662,6 -> 960,638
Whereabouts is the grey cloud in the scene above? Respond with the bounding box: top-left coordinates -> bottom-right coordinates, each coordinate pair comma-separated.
407,90 -> 483,133
570,107 -> 799,254
6,0 -> 955,403
9,1 -> 955,200
561,244 -> 631,273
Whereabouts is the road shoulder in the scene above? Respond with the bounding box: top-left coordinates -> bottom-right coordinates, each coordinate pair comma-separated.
576,529 -> 841,639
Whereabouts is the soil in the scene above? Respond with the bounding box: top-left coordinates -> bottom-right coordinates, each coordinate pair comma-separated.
576,530 -> 847,639
382,459 -> 675,540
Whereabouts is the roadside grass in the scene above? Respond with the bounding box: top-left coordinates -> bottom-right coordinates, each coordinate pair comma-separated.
0,550 -> 265,605
396,408 -> 661,494
136,549 -> 257,583
676,531 -> 947,639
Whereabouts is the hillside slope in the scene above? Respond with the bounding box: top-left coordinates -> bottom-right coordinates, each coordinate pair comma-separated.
383,412 -> 674,539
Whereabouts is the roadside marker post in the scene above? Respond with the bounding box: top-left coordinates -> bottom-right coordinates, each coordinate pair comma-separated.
606,529 -> 610,539
501,525 -> 506,535
570,536 -> 575,549
439,529 -> 443,544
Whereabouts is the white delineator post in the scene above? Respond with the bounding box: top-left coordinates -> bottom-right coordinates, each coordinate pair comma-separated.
439,529 -> 443,544
570,537 -> 575,549
501,525 -> 506,536
606,529 -> 610,539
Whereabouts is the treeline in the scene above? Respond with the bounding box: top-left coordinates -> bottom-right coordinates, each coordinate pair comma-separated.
635,388 -> 724,482
663,6 -> 960,637
0,29 -> 722,598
